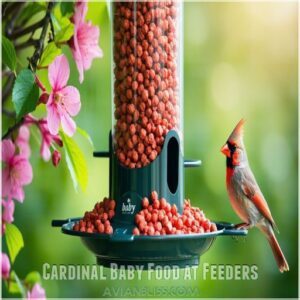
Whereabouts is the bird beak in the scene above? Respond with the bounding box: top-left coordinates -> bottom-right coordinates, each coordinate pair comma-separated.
221,144 -> 231,158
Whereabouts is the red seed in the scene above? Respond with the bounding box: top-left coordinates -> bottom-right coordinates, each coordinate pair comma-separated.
154,222 -> 162,232
151,213 -> 158,223
153,199 -> 160,209
142,197 -> 149,208
175,218 -> 183,229
165,203 -> 171,212
133,227 -> 140,235
132,82 -> 138,92
162,216 -> 169,226
151,191 -> 158,201
160,198 -> 167,209
145,212 -> 152,222
109,200 -> 116,210
98,223 -> 105,233
171,204 -> 177,215
101,213 -> 108,222
210,223 -> 217,232
135,214 -> 144,225
166,222 -> 173,234
108,210 -> 115,219
148,226 -> 155,235
105,226 -> 113,234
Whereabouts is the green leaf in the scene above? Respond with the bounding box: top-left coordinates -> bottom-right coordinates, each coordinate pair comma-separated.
51,7 -> 72,32
18,2 -> 46,24
77,127 -> 94,147
55,22 -> 74,43
60,1 -> 74,16
7,271 -> 26,297
38,42 -> 62,68
5,223 -> 24,264
61,131 -> 88,192
2,36 -> 17,71
106,0 -> 111,19
12,69 -> 39,119
24,271 -> 42,290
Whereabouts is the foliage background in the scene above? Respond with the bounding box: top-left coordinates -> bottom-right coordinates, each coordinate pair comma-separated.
2,1 -> 298,298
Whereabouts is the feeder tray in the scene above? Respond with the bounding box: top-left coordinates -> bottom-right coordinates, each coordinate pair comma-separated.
52,219 -> 247,268
52,131 -> 247,268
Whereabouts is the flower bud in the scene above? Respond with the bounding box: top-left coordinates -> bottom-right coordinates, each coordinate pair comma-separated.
52,150 -> 61,167
38,92 -> 49,104
2,253 -> 10,279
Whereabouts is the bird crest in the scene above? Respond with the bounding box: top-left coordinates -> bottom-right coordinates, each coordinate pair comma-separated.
228,118 -> 245,144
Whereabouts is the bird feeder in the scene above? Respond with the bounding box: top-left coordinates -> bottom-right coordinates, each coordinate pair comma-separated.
52,1 -> 247,269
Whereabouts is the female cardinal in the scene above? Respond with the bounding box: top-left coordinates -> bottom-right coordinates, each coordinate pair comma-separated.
221,119 -> 289,272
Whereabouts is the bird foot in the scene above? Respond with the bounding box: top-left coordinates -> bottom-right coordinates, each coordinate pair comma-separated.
234,222 -> 250,230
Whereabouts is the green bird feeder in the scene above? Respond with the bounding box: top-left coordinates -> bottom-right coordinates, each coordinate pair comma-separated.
52,0 -> 247,269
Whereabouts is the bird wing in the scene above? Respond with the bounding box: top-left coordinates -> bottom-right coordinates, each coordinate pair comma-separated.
241,169 -> 278,231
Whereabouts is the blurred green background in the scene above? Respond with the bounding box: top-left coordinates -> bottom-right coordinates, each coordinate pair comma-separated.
2,1 -> 298,298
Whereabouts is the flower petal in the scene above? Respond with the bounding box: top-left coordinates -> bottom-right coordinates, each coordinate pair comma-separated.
13,156 -> 33,186
48,55 -> 70,90
61,114 -> 76,137
47,103 -> 61,135
76,23 -> 103,71
2,140 -> 15,163
27,283 -> 46,300
40,141 -> 51,162
2,199 -> 15,223
16,126 -> 31,158
2,168 -> 12,199
11,185 -> 24,203
61,86 -> 81,116
74,1 -> 88,25
71,38 -> 84,83
70,3 -> 102,83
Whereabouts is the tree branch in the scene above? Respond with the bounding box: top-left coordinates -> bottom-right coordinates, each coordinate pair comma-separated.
15,38 -> 39,50
2,1 -> 55,140
8,18 -> 44,40
2,118 -> 24,140
5,2 -> 26,37
2,2 -> 20,20
2,73 -> 15,103
2,108 -> 16,119
29,1 -> 54,72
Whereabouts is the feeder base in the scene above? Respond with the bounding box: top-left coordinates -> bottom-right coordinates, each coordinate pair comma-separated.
96,256 -> 199,269
52,219 -> 247,270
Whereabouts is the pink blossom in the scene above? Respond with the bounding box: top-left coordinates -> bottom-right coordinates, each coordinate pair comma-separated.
27,283 -> 46,300
46,55 -> 81,137
16,126 -> 31,158
2,198 -> 15,224
39,120 -> 62,161
70,1 -> 103,83
2,252 -> 10,279
24,115 -> 62,162
2,139 -> 33,202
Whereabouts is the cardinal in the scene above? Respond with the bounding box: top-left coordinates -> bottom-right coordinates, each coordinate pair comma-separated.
221,119 -> 289,272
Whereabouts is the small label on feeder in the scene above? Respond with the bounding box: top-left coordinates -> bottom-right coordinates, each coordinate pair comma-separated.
121,198 -> 136,214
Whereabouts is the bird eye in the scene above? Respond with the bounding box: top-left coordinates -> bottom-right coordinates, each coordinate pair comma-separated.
227,142 -> 237,151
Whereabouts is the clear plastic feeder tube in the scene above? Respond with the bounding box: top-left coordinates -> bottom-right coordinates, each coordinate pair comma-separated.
112,1 -> 183,168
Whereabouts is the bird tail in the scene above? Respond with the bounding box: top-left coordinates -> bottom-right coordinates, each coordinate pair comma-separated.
267,232 -> 289,272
